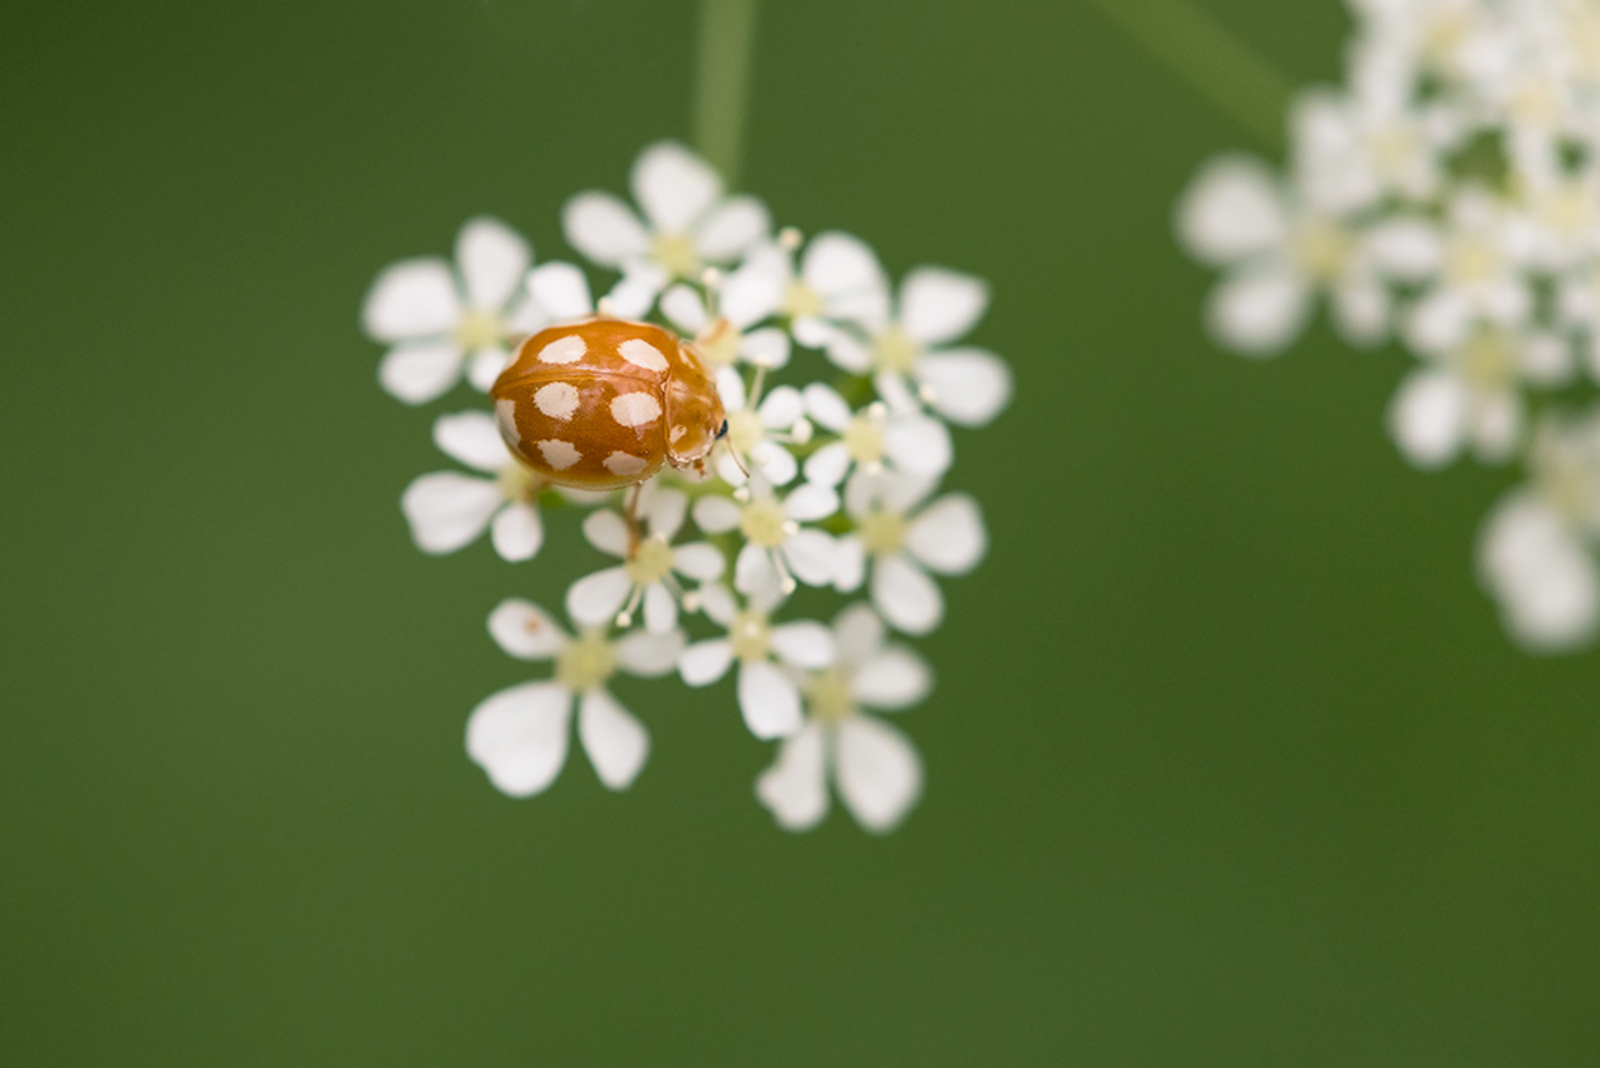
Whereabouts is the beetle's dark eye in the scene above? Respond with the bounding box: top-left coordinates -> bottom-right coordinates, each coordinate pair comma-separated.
716,419 -> 729,439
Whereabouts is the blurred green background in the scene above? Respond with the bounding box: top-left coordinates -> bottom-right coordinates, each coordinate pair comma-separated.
4,0 -> 1598,1063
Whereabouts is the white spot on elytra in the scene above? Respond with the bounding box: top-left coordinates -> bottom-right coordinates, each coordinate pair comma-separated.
494,398 -> 518,439
537,439 -> 580,470
610,391 -> 662,427
537,335 -> 586,364
534,382 -> 579,420
604,452 -> 648,477
619,338 -> 669,373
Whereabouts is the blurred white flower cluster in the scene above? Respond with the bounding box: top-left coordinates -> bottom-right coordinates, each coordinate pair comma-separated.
1176,0 -> 1600,652
362,142 -> 1012,831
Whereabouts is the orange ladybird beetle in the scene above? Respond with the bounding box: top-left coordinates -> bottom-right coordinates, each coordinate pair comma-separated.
491,318 -> 727,491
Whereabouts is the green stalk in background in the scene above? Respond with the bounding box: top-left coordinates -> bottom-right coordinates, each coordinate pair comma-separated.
693,0 -> 759,186
1084,0 -> 1292,148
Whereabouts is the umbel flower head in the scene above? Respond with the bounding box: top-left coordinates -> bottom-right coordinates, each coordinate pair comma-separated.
362,140 -> 1011,830
1175,0 -> 1600,654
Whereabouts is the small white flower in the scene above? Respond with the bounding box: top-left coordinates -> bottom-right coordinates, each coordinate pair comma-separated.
1387,323 -> 1571,467
755,230 -> 892,348
833,470 -> 987,636
565,484 -> 726,634
820,256 -> 1013,428
678,583 -> 835,739
756,603 -> 929,833
562,141 -> 770,312
363,216 -> 545,404
659,252 -> 791,370
801,382 -> 952,486
1479,492 -> 1599,652
1401,187 -> 1533,356
1177,154 -> 1439,354
711,368 -> 808,486
401,410 -> 545,561
693,476 -> 839,603
467,600 -> 684,796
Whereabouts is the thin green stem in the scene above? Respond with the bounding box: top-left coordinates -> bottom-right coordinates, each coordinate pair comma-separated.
1083,0 -> 1292,149
692,0 -> 759,186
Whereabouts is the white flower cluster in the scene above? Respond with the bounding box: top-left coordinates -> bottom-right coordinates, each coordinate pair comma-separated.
1176,0 -> 1600,652
362,142 -> 1012,831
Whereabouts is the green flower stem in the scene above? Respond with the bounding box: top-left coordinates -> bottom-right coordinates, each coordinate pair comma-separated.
1083,0 -> 1291,149
692,0 -> 759,186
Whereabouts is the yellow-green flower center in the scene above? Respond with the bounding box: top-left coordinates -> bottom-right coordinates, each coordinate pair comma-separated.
625,536 -> 675,585
727,409 -> 765,453
740,499 -> 789,548
807,668 -> 855,724
729,609 -> 771,662
859,509 -> 905,556
872,325 -> 921,373
696,318 -> 742,367
556,630 -> 617,691
842,413 -> 886,464
783,281 -> 824,319
455,308 -> 505,350
653,232 -> 700,278
1290,219 -> 1353,283
1445,235 -> 1501,286
1456,329 -> 1518,390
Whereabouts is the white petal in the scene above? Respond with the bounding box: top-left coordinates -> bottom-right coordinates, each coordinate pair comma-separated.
802,231 -> 887,300
715,364 -> 747,411
835,715 -> 923,833
1387,369 -> 1466,469
698,583 -> 738,625
433,409 -> 511,472
883,414 -> 953,477
487,598 -> 567,659
660,283 -> 709,335
833,535 -> 866,592
1331,278 -> 1389,347
784,482 -> 839,522
562,192 -> 649,267
755,723 -> 829,831
605,271 -> 661,319
456,216 -> 531,311
616,627 -> 686,677
680,638 -> 735,685
803,442 -> 852,488
644,486 -> 688,539
672,542 -> 726,581
582,509 -> 631,558
740,326 -> 791,369
1479,496 -> 1599,651
401,472 -> 500,553
1365,216 -> 1442,280
643,582 -> 678,634
756,443 -> 798,486
527,261 -> 595,320
721,252 -> 786,327
734,541 -> 782,598
363,258 -> 461,342
832,602 -> 885,663
1174,154 -> 1289,264
899,267 -> 989,345
851,646 -> 932,710
915,349 -> 1013,427
1206,266 -> 1312,356
694,195 -> 770,260
465,682 -> 571,797
758,385 -> 804,428
693,495 -> 742,534
490,502 -> 543,562
1403,289 -> 1470,355
379,341 -> 464,405
1470,391 -> 1521,463
803,383 -> 853,433
578,689 -> 649,790
466,346 -> 512,392
566,566 -> 633,627
783,529 -> 839,587
738,659 -> 803,739
769,620 -> 836,669
872,554 -> 943,635
632,141 -> 721,233
905,493 -> 986,574
822,329 -> 874,373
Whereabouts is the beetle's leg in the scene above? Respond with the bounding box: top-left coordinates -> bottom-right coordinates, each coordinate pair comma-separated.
624,482 -> 643,557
